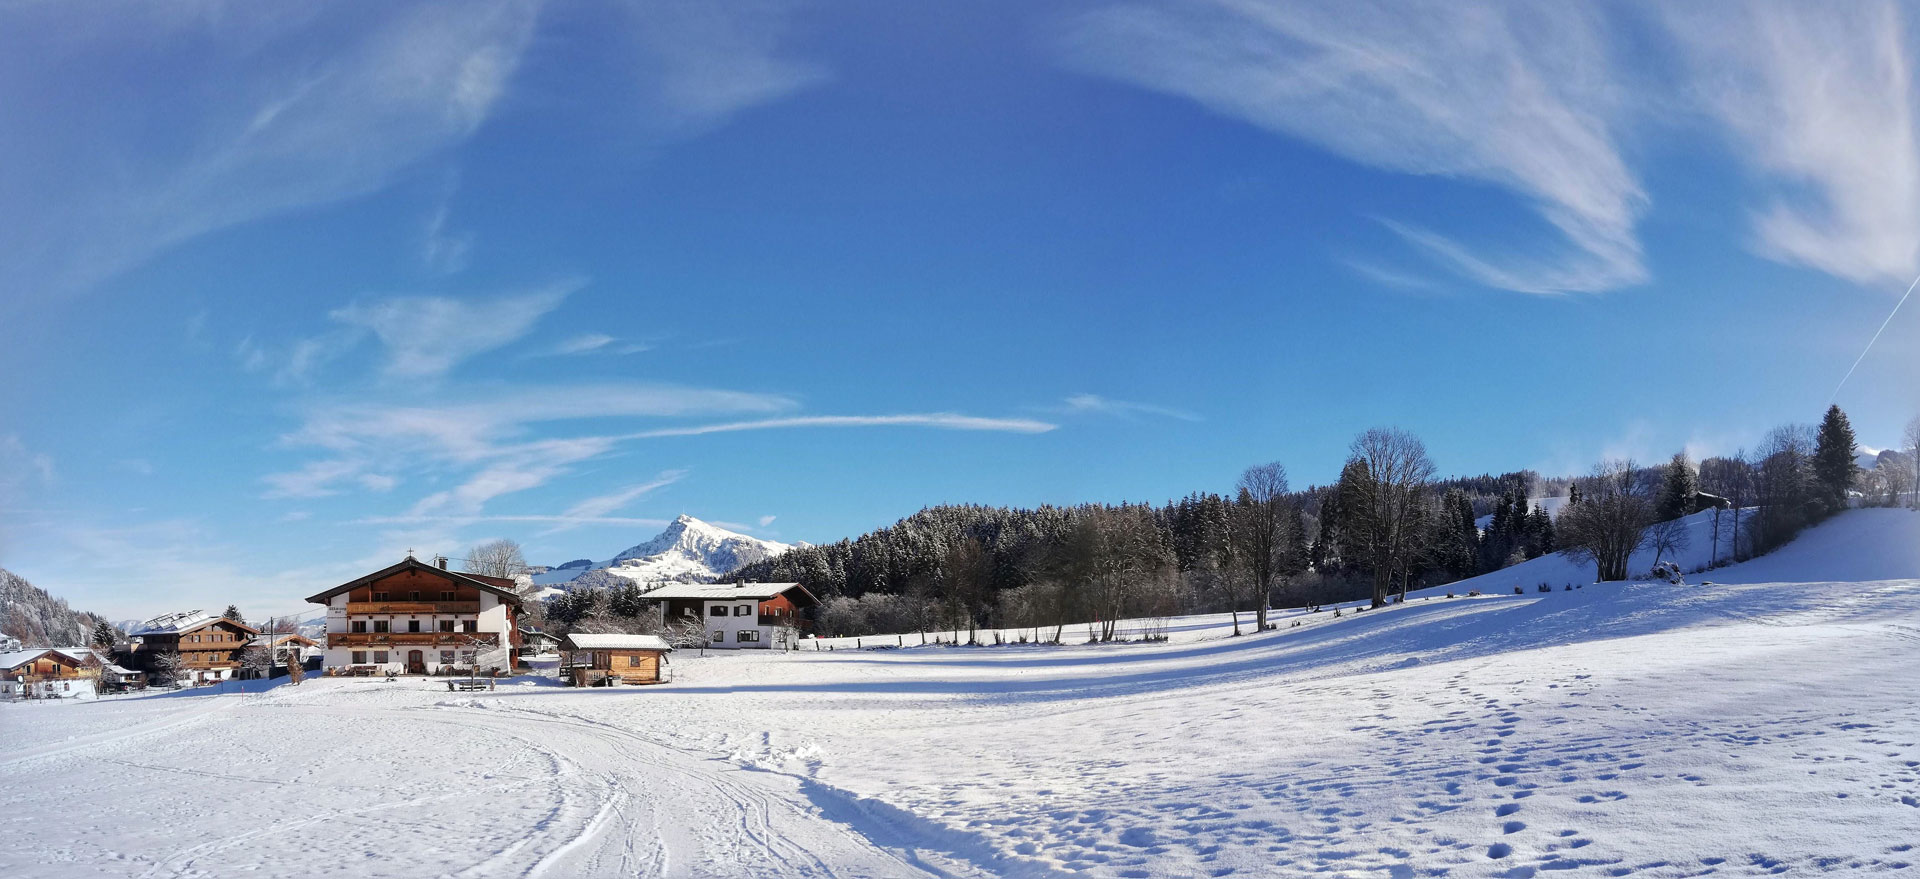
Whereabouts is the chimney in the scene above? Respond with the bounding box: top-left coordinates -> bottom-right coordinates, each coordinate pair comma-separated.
435,556 -> 448,570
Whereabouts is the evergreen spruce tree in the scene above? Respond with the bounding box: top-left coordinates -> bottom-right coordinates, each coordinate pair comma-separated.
1656,452 -> 1698,522
222,605 -> 245,625
91,619 -> 117,649
1813,404 -> 1860,518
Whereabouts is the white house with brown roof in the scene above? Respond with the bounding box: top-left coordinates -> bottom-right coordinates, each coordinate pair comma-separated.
306,556 -> 524,675
645,582 -> 818,649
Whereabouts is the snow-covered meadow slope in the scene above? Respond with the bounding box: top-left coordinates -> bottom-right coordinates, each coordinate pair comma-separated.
2,509 -> 1917,879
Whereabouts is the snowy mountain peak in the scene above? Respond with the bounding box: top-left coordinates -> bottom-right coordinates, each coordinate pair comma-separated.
534,515 -> 794,589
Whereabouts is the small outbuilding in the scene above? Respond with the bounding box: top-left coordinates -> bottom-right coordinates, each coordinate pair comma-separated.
561,633 -> 672,686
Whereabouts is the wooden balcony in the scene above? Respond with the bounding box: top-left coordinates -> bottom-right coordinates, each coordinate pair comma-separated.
328,632 -> 498,648
345,602 -> 479,615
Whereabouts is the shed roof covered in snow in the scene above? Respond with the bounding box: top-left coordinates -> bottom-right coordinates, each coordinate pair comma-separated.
642,581 -> 817,605
562,633 -> 673,652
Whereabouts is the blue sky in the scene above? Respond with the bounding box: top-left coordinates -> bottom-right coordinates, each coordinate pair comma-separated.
3,1 -> 1917,619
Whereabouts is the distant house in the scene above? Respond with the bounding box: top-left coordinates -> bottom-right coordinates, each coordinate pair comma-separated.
518,627 -> 561,656
128,611 -> 260,684
561,633 -> 672,686
251,634 -> 320,670
306,555 -> 523,675
1,648 -> 94,699
645,582 -> 818,649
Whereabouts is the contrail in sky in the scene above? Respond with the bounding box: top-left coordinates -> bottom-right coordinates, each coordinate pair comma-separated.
1829,271 -> 1920,405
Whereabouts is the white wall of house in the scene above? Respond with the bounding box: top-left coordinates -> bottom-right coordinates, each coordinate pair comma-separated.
2,678 -> 96,699
695,599 -> 795,649
321,590 -> 515,673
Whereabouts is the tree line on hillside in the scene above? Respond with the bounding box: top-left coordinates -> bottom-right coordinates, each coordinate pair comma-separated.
0,568 -> 120,647
727,406 -> 1906,642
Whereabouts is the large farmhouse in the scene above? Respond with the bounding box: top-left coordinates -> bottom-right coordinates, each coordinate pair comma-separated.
306,556 -> 523,675
646,582 -> 818,649
128,611 -> 259,684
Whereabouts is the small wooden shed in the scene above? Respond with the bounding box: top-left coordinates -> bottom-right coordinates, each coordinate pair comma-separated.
561,633 -> 672,686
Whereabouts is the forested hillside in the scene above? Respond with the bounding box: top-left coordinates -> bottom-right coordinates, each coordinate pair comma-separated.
1,567 -> 118,647
730,406 -> 1905,640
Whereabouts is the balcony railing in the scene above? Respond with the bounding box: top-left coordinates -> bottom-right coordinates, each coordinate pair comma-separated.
345,602 -> 480,615
328,632 -> 497,647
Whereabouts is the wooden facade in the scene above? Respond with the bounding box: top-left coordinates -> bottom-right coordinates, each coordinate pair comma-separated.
309,557 -> 523,675
132,617 -> 259,682
2,649 -> 93,699
561,634 -> 672,686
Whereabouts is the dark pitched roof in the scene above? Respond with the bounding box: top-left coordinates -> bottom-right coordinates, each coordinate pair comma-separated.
305,557 -> 524,606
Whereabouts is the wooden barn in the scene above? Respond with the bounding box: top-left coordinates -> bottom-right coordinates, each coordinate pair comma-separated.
561,633 -> 672,686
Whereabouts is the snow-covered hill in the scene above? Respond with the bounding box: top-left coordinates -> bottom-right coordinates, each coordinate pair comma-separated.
7,507 -> 1918,878
532,514 -> 794,589
1437,506 -> 1917,597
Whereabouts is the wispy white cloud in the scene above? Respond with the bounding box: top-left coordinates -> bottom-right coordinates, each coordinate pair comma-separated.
0,1 -> 541,312
421,183 -> 474,275
0,435 -> 55,496
628,413 -> 1060,438
619,0 -> 830,134
548,333 -> 652,356
332,281 -> 580,381
757,514 -> 777,527
1660,2 -> 1920,287
1062,393 -> 1200,422
555,470 -> 688,522
1060,0 -> 1645,295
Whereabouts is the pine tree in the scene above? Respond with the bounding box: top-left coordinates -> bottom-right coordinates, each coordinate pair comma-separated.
91,619 -> 117,648
222,605 -> 245,625
1813,404 -> 1860,518
1655,452 -> 1697,522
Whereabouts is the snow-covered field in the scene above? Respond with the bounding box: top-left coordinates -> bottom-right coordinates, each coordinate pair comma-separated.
4,509 -> 1918,879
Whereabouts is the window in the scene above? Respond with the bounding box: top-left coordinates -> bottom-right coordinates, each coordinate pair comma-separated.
439,620 -> 454,632
461,651 -> 475,663
350,621 -> 367,633
373,620 -> 390,633
462,620 -> 477,633
709,605 -> 727,617
736,630 -> 760,643
440,651 -> 455,664
735,605 -> 752,617
372,592 -> 388,602
626,654 -> 643,667
351,651 -> 367,664
407,620 -> 421,633
712,631 -> 724,643
440,591 -> 455,601
372,651 -> 388,664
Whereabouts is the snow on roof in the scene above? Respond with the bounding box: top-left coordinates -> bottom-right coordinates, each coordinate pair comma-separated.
563,633 -> 673,652
132,609 -> 214,635
1,649 -> 58,670
642,581 -> 812,602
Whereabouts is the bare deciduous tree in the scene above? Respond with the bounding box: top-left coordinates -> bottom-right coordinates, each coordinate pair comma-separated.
1907,414 -> 1920,509
1344,428 -> 1437,608
464,539 -> 529,580
1231,462 -> 1291,632
1557,459 -> 1654,582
